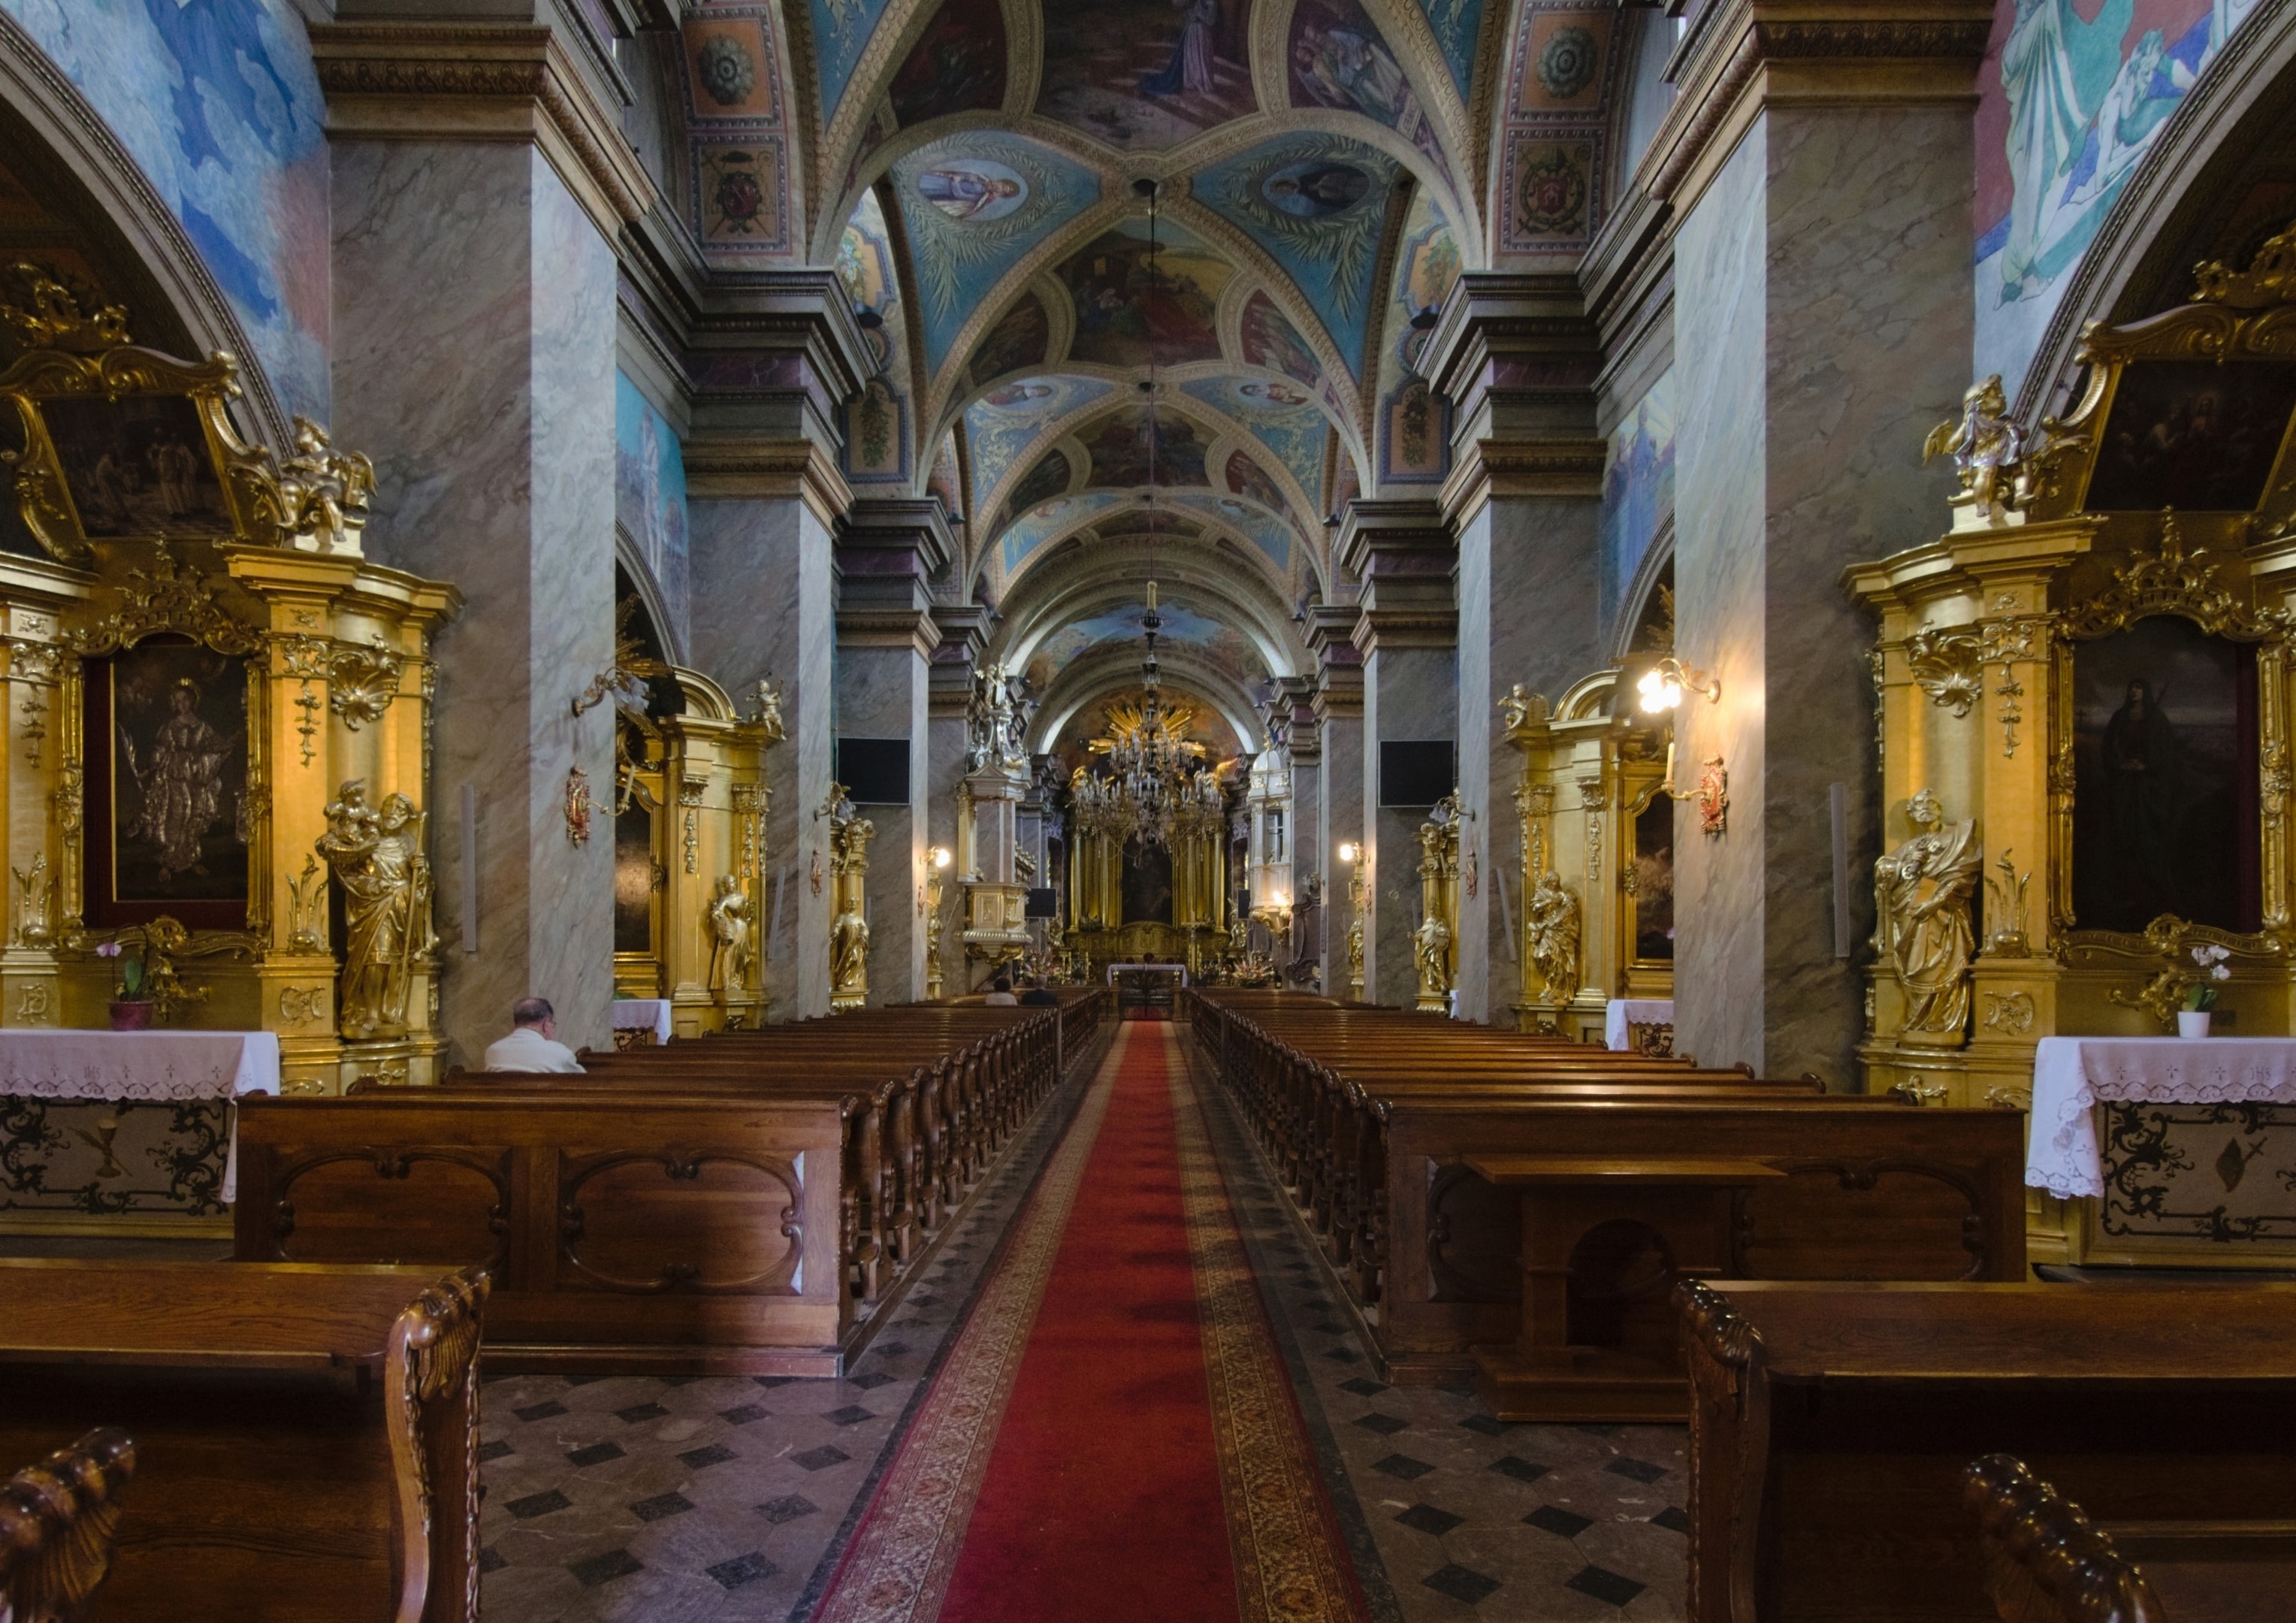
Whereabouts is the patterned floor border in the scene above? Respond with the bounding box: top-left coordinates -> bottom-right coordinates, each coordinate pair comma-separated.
808,1026 -> 1131,1623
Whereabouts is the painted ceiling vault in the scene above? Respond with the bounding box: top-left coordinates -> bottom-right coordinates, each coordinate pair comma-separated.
710,0 -> 1642,736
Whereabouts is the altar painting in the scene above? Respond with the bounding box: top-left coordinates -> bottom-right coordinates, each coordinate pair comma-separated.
1630,794 -> 1674,962
2084,360 -> 2296,512
39,394 -> 232,539
95,641 -> 252,920
2071,614 -> 2256,935
1122,841 -> 1176,925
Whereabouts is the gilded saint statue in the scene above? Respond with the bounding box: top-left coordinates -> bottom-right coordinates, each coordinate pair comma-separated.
1527,870 -> 1581,1005
1874,789 -> 1981,1044
706,874 -> 752,993
315,780 -> 435,1038
1412,914 -> 1452,1010
121,678 -> 240,882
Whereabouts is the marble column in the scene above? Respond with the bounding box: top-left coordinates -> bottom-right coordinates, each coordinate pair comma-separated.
928,602 -> 988,996
1654,3 -> 1986,1078
1307,607 -> 1364,996
1340,503 -> 1458,1008
835,500 -> 950,1005
685,435 -> 851,1022
1277,679 -> 1322,981
1429,275 -> 1606,1025
322,19 -> 650,1062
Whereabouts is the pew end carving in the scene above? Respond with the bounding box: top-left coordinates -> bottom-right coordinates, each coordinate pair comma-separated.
0,1426 -> 136,1623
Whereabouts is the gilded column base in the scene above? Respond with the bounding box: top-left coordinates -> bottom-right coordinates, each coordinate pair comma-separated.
0,951 -> 61,1029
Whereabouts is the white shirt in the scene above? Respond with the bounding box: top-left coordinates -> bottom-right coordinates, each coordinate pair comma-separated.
982,992 -> 1018,1006
483,1026 -> 586,1073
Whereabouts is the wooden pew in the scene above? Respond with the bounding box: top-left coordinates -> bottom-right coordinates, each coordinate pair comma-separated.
240,999 -> 1104,1376
1676,1279 -> 2296,1623
0,1427 -> 135,1623
0,1260 -> 487,1623
1184,989 -> 2028,1415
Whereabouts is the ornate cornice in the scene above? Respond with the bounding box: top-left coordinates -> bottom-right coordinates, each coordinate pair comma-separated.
1441,438 -> 1609,527
1639,0 -> 1993,217
310,23 -> 659,243
682,434 -> 852,532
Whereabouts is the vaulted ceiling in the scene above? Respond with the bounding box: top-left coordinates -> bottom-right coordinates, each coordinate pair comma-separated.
679,0 -> 1648,746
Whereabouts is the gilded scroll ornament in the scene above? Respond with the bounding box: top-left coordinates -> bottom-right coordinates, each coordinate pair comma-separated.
1984,850 -> 2033,956
1905,624 -> 1983,717
11,854 -> 53,948
1922,375 -> 2034,527
1982,990 -> 2036,1035
2059,510 -> 2291,642
71,539 -> 261,659
0,259 -> 131,350
279,986 -> 327,1024
1875,790 -> 1981,1043
285,854 -> 328,952
1527,869 -> 1581,1007
325,639 -> 403,730
706,874 -> 753,992
315,780 -> 435,1039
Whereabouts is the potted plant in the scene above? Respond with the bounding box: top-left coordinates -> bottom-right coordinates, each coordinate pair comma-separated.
2180,944 -> 2231,1038
98,940 -> 154,1031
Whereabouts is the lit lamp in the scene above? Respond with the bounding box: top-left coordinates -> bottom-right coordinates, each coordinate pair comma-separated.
1637,656 -> 1729,835
926,845 -> 953,999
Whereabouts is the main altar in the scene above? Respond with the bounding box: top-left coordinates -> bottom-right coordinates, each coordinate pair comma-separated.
1848,228 -> 2296,1268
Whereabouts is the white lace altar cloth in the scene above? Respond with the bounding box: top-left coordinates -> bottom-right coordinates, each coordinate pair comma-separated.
1604,999 -> 1675,1051
611,999 -> 675,1044
2027,1036 -> 2296,1199
0,1029 -> 282,1201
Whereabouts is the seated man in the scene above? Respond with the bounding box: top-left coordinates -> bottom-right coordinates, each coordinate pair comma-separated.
982,976 -> 1019,1007
483,996 -> 586,1072
1018,975 -> 1059,1007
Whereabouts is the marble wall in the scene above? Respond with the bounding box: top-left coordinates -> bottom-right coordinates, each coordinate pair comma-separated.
1316,692 -> 1365,993
1673,101 -> 1972,1082
1454,495 -> 1603,1023
836,642 -> 929,1003
688,496 -> 835,1018
333,143 -> 619,1060
2,0 -> 331,419
1362,647 -> 1458,1007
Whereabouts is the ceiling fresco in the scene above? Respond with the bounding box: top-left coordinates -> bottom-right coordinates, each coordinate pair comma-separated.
746,0 -> 1630,735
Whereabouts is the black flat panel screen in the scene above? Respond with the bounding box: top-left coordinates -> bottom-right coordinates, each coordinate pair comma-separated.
838,737 -> 911,805
1025,887 -> 1059,918
1379,740 -> 1455,808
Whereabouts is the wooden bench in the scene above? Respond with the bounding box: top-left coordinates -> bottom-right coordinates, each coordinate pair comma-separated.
0,1260 -> 486,1623
1676,1279 -> 2296,1623
0,1427 -> 135,1623
241,999 -> 1105,1376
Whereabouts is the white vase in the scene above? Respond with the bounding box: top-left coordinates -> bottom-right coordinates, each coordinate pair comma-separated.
2177,1010 -> 2212,1039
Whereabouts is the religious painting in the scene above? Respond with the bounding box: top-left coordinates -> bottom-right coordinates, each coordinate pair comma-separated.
968,295 -> 1050,388
614,801 -> 659,957
684,17 -> 778,117
1631,793 -> 1675,961
1122,839 -> 1177,924
1061,222 -> 1233,369
91,640 -> 251,922
1001,449 -> 1072,524
1260,157 -> 1371,217
699,141 -> 787,246
1509,137 -> 1594,244
888,0 -> 1008,126
1037,0 -> 1253,150
38,395 -> 231,539
914,158 -> 1029,222
1600,370 -> 1675,633
1289,0 -> 1416,128
614,372 -> 691,627
1240,292 -> 1322,388
1225,449 -> 1287,512
1382,380 -> 1444,482
2084,360 -> 2296,512
1084,408 -> 1207,488
2071,615 -> 2257,935
847,378 -> 905,479
1515,13 -> 1609,110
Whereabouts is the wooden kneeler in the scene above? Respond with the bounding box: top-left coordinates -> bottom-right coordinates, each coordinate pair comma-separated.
1464,1156 -> 1784,1422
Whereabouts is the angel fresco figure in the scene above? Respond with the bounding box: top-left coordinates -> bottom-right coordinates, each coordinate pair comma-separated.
121,679 -> 240,883
1923,374 -> 2027,523
315,781 -> 435,1038
1874,790 -> 1981,1041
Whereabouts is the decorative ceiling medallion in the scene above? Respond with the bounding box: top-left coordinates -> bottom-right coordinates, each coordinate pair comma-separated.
1536,25 -> 1599,101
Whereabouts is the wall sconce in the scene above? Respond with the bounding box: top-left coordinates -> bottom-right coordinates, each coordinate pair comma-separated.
1636,656 -> 1720,714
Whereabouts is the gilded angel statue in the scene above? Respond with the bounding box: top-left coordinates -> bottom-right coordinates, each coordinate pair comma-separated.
1922,375 -> 2027,521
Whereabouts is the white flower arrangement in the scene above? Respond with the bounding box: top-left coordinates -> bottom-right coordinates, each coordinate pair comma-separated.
2186,944 -> 2233,1011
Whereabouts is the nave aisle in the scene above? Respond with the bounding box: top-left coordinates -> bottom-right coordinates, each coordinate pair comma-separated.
475,1024 -> 1688,1622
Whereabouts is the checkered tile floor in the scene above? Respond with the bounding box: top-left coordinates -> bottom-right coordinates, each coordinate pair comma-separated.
470,1026 -> 1687,1620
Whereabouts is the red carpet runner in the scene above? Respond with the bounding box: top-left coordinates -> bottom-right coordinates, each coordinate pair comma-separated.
817,1024 -> 1367,1623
